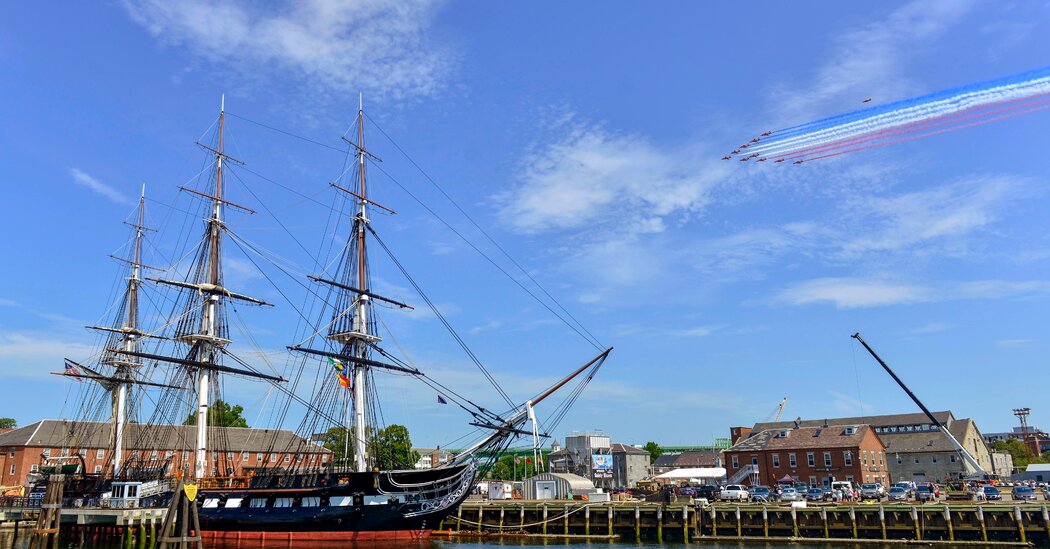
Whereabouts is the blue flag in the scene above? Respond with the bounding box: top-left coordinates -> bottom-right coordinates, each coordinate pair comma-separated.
437,394 -> 447,404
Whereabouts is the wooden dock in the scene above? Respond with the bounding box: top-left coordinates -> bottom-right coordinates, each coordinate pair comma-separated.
442,500 -> 1050,546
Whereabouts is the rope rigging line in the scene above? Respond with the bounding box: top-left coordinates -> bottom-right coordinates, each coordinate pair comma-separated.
221,111 -> 603,351
366,225 -> 515,410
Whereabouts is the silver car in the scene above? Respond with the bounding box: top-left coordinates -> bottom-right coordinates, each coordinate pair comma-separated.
779,487 -> 801,502
888,486 -> 908,501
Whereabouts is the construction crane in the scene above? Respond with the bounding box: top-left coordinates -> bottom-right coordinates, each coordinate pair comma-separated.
765,397 -> 789,422
851,333 -> 992,479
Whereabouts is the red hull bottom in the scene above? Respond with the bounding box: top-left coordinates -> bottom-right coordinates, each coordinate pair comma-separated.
202,529 -> 431,548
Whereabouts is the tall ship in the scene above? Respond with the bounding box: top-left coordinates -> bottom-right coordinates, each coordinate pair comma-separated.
39,97 -> 611,542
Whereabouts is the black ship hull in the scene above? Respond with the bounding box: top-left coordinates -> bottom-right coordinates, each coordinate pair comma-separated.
195,463 -> 475,544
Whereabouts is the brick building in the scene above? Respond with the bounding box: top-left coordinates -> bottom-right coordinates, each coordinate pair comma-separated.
0,420 -> 330,488
725,424 -> 889,487
751,411 -> 993,483
413,447 -> 454,469
651,450 -> 723,475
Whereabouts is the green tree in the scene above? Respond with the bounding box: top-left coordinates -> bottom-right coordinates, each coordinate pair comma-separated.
372,424 -> 419,470
643,441 -> 663,461
992,439 -> 1049,469
319,426 -> 354,467
0,418 -> 16,429
184,400 -> 249,428
485,452 -> 549,480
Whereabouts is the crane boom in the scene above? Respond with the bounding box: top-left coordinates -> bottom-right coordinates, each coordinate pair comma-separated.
851,332 -> 987,476
774,397 -> 788,422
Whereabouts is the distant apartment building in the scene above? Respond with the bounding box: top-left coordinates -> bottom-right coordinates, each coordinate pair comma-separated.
0,420 -> 330,488
984,426 -> 1049,458
725,423 -> 888,487
413,447 -> 453,469
748,411 -> 993,483
610,443 -> 650,488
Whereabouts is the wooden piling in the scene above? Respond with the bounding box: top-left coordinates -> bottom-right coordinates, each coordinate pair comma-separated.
943,506 -> 954,541
911,507 -> 921,541
710,505 -> 717,537
682,505 -> 689,543
542,505 -> 548,535
790,506 -> 799,538
499,507 -> 505,531
634,506 -> 640,542
878,505 -> 887,540
735,506 -> 742,537
607,506 -> 613,536
977,506 -> 987,542
656,506 -> 663,543
849,506 -> 857,539
584,505 -> 590,535
476,506 -> 483,533
28,473 -> 64,549
821,507 -> 829,538
762,507 -> 768,538
563,504 -> 569,535
521,506 -> 526,530
1041,505 -> 1050,542
1015,506 -> 1026,544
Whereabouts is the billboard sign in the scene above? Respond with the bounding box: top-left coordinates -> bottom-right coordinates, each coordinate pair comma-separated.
592,454 -> 613,478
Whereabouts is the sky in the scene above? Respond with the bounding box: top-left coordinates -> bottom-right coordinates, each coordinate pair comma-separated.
1,1 -> 1050,449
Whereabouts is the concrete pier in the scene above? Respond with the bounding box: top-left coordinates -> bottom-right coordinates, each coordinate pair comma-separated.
442,501 -> 1048,546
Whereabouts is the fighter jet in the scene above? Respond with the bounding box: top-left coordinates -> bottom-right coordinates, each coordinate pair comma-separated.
731,149 -> 741,154
793,160 -> 804,165
761,131 -> 772,136
757,158 -> 768,162
722,155 -> 732,160
749,138 -> 760,143
862,98 -> 872,103
775,159 -> 785,163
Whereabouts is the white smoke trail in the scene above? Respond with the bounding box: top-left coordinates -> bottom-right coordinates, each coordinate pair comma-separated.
748,75 -> 1050,157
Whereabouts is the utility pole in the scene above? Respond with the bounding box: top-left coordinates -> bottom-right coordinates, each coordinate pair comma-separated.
1013,407 -> 1033,459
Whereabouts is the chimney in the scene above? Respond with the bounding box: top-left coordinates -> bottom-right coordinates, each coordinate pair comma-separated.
730,427 -> 752,445
793,417 -> 802,429
823,418 -> 829,428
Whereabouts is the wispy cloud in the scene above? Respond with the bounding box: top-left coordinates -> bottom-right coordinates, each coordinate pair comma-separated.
774,277 -> 1050,309
771,0 -> 977,121
122,0 -> 452,99
995,339 -> 1035,349
0,333 -> 98,380
827,389 -> 876,415
909,322 -> 951,335
70,168 -> 129,204
498,116 -> 730,234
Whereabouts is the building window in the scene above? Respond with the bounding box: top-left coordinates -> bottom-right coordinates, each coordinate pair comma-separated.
96,449 -> 105,459
751,456 -> 758,466
151,450 -> 158,459
807,453 -> 815,467
42,448 -> 51,458
879,452 -> 884,465
270,454 -> 277,463
166,451 -> 173,458
30,465 -> 38,473
846,475 -> 854,482
772,454 -> 781,468
932,456 -> 937,463
950,455 -> 957,463
789,453 -> 797,467
823,452 -> 832,467
8,465 -> 13,475
844,451 -> 853,466
61,448 -> 69,457
914,457 -> 919,464
242,452 -> 249,462
94,465 -> 102,474
227,452 -> 234,460
809,476 -> 817,486
183,451 -> 190,460
731,455 -> 739,468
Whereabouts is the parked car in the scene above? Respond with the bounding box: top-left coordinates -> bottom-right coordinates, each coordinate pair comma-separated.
1044,486 -> 1050,501
720,484 -> 750,502
860,483 -> 885,501
750,485 -> 774,503
678,486 -> 697,497
694,485 -> 718,501
1013,486 -> 1038,502
888,486 -> 909,501
895,481 -> 916,496
916,484 -> 938,502
982,485 -> 1002,501
779,487 -> 801,502
806,487 -> 829,502
831,481 -> 854,494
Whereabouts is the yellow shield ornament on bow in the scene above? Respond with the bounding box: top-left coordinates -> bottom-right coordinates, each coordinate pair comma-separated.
184,483 -> 199,500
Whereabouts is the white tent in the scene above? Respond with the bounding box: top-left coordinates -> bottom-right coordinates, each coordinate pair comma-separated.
654,467 -> 726,480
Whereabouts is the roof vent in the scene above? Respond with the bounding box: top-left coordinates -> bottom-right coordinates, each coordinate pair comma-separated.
823,419 -> 829,428
793,417 -> 801,429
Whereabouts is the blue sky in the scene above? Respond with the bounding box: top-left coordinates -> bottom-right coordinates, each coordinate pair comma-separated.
2,1 -> 1050,448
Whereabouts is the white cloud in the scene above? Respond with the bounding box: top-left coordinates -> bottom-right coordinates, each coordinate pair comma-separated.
674,326 -> 717,338
70,168 -> 129,204
839,176 -> 1020,257
498,119 -> 730,234
775,278 -> 931,309
775,277 -> 1050,309
995,339 -> 1035,349
123,0 -> 451,98
772,0 -> 976,120
0,333 -> 98,380
909,322 -> 951,335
